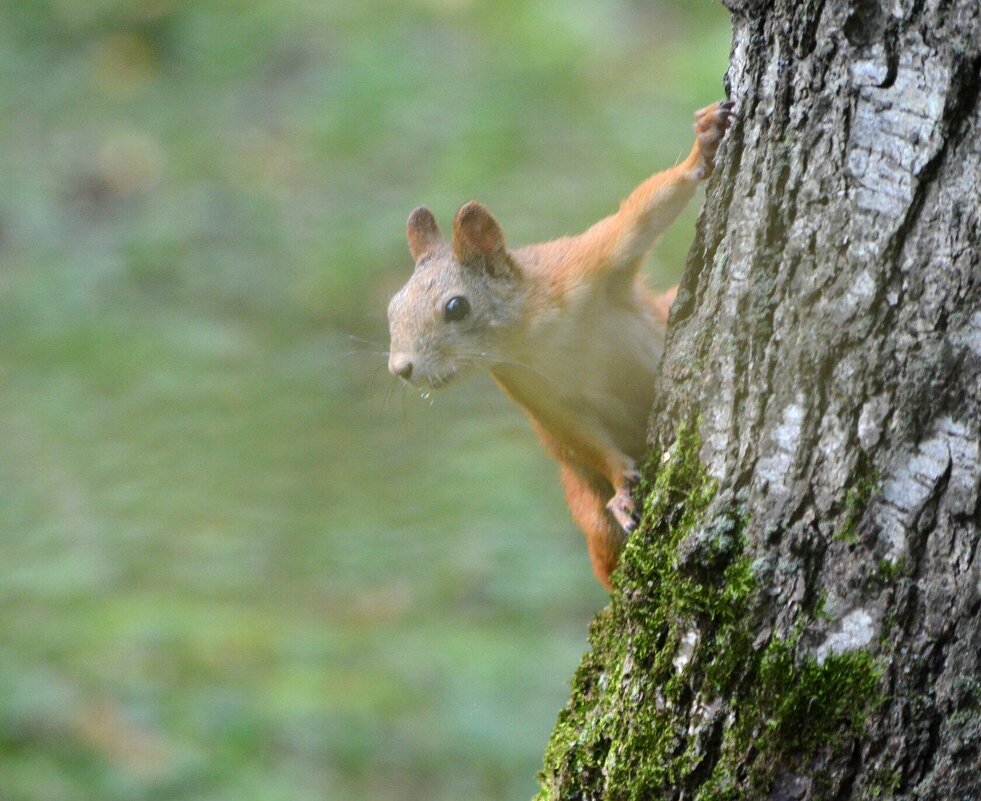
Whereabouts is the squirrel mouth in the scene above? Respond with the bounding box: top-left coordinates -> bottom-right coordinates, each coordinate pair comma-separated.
422,369 -> 457,390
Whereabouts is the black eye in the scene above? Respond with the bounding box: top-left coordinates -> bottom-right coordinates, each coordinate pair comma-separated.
443,296 -> 471,322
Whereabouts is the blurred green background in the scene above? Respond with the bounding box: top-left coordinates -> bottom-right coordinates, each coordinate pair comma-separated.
0,2 -> 730,799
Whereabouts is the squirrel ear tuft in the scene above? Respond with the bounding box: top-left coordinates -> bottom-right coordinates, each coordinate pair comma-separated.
452,201 -> 507,263
406,206 -> 444,262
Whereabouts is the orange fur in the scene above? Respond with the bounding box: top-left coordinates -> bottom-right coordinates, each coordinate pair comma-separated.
492,104 -> 731,588
389,102 -> 733,589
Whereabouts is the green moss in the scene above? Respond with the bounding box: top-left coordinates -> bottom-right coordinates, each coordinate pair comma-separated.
537,419 -> 883,801
872,557 -> 909,585
693,641 -> 883,800
812,590 -> 834,622
835,455 -> 879,543
862,766 -> 901,799
759,641 -> 881,751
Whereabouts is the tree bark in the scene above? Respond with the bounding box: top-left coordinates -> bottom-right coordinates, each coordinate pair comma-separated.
537,1 -> 980,799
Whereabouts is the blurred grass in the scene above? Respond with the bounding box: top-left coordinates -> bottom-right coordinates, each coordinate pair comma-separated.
0,1 -> 731,799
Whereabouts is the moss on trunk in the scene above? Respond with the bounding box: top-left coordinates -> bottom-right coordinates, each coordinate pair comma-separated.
536,422 -> 882,800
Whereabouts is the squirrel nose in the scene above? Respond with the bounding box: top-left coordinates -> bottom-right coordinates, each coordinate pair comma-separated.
389,355 -> 413,380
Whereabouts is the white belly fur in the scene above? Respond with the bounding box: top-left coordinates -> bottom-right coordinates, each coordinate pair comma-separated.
505,284 -> 664,461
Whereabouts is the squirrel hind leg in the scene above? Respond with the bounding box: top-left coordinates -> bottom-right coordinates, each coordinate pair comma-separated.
560,464 -> 628,590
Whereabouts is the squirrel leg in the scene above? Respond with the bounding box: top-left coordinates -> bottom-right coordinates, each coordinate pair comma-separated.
560,463 -> 627,590
570,100 -> 735,276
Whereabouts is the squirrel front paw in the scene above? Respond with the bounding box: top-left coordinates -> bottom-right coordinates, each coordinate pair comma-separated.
691,100 -> 735,180
606,470 -> 642,534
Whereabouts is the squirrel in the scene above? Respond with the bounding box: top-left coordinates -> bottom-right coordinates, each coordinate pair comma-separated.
387,101 -> 734,589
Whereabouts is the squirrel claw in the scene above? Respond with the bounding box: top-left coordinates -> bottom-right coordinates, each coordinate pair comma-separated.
607,489 -> 640,534
692,100 -> 735,179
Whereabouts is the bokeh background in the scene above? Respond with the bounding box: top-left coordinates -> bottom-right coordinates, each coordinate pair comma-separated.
0,2 -> 730,799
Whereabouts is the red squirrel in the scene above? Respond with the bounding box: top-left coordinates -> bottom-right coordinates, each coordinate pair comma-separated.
387,101 -> 734,589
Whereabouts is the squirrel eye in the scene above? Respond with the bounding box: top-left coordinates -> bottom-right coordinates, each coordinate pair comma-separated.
443,296 -> 471,322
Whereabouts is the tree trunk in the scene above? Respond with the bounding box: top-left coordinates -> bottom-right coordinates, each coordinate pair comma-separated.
536,1 -> 980,799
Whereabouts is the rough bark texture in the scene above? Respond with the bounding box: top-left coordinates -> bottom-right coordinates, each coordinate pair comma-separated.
537,1 -> 980,799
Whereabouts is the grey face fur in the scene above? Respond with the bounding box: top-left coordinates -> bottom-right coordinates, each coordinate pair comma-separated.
387,204 -> 523,390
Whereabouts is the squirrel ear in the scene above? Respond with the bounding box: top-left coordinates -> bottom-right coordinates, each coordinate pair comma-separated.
452,201 -> 507,263
406,206 -> 444,262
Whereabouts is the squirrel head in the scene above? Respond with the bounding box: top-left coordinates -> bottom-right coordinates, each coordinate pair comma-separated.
387,201 -> 524,390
